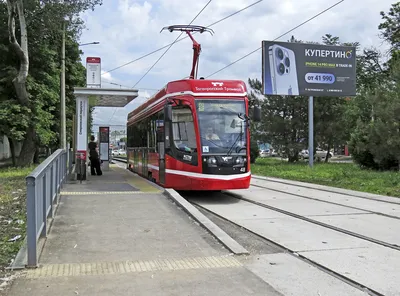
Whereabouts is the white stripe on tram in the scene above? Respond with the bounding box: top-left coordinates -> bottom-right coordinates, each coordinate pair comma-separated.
132,163 -> 251,180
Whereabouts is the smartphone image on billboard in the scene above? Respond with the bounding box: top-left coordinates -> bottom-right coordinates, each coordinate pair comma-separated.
268,44 -> 299,96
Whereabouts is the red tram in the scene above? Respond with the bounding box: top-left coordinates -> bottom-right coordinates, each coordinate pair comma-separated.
126,25 -> 261,191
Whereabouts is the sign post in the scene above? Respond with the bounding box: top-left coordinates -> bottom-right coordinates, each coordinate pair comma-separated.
99,126 -> 110,171
86,57 -> 101,88
261,40 -> 356,167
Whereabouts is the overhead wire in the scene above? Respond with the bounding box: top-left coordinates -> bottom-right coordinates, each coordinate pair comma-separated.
130,0 -> 213,88
205,0 -> 345,78
102,80 -> 160,91
101,0 -> 262,76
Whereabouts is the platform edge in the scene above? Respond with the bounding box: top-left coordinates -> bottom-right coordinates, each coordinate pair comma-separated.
164,188 -> 249,255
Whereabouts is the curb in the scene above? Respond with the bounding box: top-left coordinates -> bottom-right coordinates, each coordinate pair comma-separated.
164,188 -> 249,255
252,175 -> 400,204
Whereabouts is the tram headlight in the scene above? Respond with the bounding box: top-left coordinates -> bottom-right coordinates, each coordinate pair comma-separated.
207,157 -> 217,164
236,156 -> 245,164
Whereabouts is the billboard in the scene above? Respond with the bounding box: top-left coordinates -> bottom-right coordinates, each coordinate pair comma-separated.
262,41 -> 356,97
86,57 -> 101,88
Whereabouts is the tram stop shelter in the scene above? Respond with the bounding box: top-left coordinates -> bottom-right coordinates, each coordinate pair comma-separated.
72,87 -> 139,180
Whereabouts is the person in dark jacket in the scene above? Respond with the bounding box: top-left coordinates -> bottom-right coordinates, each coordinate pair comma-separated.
88,135 -> 102,176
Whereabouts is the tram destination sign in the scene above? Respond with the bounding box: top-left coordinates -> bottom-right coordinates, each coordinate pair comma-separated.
262,40 -> 356,97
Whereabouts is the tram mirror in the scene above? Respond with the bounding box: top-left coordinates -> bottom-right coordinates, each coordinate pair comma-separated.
253,106 -> 261,122
164,104 -> 172,122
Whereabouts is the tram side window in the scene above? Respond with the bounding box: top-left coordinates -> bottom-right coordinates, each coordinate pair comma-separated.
131,124 -> 138,147
156,111 -> 164,144
127,126 -> 134,147
172,107 -> 196,152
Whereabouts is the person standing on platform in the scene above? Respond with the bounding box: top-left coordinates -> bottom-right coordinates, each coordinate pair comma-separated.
88,135 -> 102,176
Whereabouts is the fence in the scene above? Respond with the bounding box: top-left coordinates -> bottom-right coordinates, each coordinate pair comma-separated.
25,149 -> 71,267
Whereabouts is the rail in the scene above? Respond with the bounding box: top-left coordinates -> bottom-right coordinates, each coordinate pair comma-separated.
25,149 -> 71,267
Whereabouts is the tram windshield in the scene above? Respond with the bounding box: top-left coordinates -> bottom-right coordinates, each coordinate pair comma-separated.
195,99 -> 247,155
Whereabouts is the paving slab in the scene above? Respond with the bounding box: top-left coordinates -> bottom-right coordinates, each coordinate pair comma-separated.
311,213 -> 400,246
189,195 -> 372,251
63,182 -> 139,192
40,193 -> 225,265
229,187 -> 307,201
250,178 -> 400,218
253,175 -> 400,204
229,188 -> 400,245
5,165 -> 286,296
190,192 -> 400,295
241,193 -> 368,216
188,195 -> 288,220
9,266 -> 283,296
244,253 -> 368,296
299,246 -> 400,296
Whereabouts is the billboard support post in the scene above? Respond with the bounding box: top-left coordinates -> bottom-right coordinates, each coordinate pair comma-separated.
308,96 -> 314,168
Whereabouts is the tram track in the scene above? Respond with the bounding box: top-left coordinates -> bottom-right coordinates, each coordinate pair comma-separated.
252,176 -> 400,206
185,192 -> 384,296
114,157 -> 400,250
250,182 -> 400,221
223,189 -> 400,251
113,157 -> 393,295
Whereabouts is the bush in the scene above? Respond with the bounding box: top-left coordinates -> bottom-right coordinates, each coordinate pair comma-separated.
349,127 -> 399,170
250,139 -> 259,164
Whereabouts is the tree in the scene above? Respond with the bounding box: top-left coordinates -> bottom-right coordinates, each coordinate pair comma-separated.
248,77 -> 308,162
5,0 -> 34,166
314,35 -> 360,162
349,57 -> 400,170
378,2 -> 400,53
378,2 -> 400,72
3,0 -> 102,166
348,4 -> 400,170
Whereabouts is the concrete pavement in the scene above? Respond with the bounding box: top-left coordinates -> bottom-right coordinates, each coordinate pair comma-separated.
5,165 -> 283,295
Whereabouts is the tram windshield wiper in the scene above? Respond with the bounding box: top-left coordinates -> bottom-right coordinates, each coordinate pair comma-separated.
227,118 -> 244,156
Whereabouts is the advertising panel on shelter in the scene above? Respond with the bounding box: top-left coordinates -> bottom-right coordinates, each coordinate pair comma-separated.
99,127 -> 110,161
262,41 -> 356,97
76,96 -> 88,160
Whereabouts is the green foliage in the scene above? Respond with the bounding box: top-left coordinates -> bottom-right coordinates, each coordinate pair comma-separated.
378,2 -> 400,53
0,165 -> 36,271
249,138 -> 259,164
0,100 -> 31,141
349,57 -> 400,170
252,158 -> 400,197
248,76 -> 308,162
0,0 -> 102,165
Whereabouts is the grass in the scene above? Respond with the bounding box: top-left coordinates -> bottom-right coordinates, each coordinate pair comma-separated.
251,157 -> 400,197
0,165 -> 36,276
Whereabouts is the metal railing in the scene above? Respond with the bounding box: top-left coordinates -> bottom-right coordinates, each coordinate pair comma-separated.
25,149 -> 70,267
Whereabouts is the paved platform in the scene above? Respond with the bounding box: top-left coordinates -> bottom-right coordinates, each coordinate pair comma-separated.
5,164 -> 283,296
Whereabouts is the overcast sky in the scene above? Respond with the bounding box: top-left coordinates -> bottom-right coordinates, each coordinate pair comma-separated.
78,0 -> 394,129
